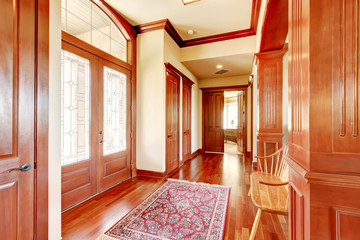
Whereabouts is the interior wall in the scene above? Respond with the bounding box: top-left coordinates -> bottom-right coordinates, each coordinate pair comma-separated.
136,30 -> 166,172
199,75 -> 249,88
49,0 -> 62,238
163,32 -> 200,154
247,86 -> 252,152
283,53 -> 289,144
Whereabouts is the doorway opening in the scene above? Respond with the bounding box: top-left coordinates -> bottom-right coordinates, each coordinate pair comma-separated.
224,91 -> 245,155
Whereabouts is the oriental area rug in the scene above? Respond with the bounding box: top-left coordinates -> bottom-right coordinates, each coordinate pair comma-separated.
97,179 -> 231,240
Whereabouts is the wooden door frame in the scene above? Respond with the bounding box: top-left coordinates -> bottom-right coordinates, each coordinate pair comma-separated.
182,82 -> 193,164
165,70 -> 180,174
35,0 -> 138,236
201,85 -> 250,155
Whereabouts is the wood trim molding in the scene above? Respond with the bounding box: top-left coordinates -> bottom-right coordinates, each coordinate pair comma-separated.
164,62 -> 194,85
35,0 -> 49,238
134,0 -> 262,48
136,170 -> 166,179
200,85 -> 250,92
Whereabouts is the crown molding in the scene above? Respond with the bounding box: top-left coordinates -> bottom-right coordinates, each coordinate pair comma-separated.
134,0 -> 262,48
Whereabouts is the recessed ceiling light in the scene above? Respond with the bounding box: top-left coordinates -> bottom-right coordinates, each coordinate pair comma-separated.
181,0 -> 200,5
188,30 -> 194,35
216,65 -> 223,69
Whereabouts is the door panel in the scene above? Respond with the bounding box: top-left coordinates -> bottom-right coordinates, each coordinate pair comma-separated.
204,92 -> 224,152
182,83 -> 192,162
237,92 -> 245,153
60,43 -> 98,210
0,0 -> 35,238
166,72 -> 180,173
98,59 -> 131,190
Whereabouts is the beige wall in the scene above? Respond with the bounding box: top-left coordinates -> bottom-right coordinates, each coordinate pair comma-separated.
164,32 -> 200,154
49,0 -> 62,238
136,30 -> 200,172
137,30 -> 166,172
199,75 -> 249,88
181,36 -> 256,62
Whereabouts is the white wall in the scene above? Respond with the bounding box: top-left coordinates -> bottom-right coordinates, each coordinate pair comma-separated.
49,0 -> 62,238
199,75 -> 249,88
136,30 -> 166,172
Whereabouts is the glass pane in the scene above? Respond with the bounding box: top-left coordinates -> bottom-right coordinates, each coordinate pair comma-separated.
61,50 -> 91,166
103,66 -> 127,156
61,0 -> 128,62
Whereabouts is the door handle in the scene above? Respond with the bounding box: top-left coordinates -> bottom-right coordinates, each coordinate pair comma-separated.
168,135 -> 172,138
9,163 -> 32,173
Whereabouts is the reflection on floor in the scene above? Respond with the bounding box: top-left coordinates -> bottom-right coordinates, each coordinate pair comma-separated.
224,141 -> 242,155
62,153 -> 288,240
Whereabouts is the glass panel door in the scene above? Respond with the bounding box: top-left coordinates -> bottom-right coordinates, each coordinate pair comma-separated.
98,58 -> 131,190
60,42 -> 99,210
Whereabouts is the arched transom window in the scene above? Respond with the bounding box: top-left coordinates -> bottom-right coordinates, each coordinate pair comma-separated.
61,0 -> 127,62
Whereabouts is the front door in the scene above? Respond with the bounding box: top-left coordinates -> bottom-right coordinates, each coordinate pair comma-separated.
204,92 -> 224,152
166,72 -> 180,174
0,0 -> 36,238
98,59 -> 131,190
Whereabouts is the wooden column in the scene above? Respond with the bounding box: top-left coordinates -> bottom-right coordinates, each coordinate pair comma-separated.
256,49 -> 287,156
288,0 -> 360,239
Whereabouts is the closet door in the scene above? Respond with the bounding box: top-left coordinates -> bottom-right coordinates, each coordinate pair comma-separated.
166,72 -> 180,174
98,59 -> 131,190
204,92 -> 224,152
182,83 -> 192,162
61,42 -> 99,210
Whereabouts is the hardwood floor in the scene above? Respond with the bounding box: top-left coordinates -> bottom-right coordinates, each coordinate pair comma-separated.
62,153 -> 288,240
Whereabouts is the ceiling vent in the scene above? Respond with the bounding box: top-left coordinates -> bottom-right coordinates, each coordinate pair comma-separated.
214,69 -> 231,75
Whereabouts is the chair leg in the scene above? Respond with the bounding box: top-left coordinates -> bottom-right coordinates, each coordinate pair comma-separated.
249,209 -> 262,240
248,186 -> 251,196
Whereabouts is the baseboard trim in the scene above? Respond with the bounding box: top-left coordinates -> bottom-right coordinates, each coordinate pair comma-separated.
136,170 -> 166,179
252,161 -> 258,170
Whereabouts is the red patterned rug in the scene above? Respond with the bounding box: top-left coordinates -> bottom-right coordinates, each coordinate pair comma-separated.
97,179 -> 231,240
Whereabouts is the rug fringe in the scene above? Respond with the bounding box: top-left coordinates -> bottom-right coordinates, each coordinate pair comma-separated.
167,178 -> 231,189
96,234 -> 122,240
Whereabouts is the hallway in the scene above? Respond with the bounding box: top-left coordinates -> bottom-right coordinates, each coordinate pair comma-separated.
62,153 -> 288,239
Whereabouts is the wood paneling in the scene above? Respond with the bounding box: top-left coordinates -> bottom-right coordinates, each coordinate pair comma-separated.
166,71 -> 180,174
0,0 -> 36,238
238,92 -> 245,153
256,49 -> 287,157
204,92 -> 224,152
182,83 -> 192,162
259,0 -> 288,52
287,0 -> 360,239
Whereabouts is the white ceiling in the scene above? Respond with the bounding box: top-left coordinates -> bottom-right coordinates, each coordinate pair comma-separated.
182,53 -> 253,79
105,0 -> 253,40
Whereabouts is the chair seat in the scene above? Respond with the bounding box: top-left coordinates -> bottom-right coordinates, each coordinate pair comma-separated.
250,172 -> 288,215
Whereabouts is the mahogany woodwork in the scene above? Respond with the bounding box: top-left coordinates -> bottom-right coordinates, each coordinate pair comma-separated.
182,83 -> 192,163
165,71 -> 180,174
259,0 -> 288,52
97,59 -> 131,191
35,0 -> 50,237
136,170 -> 166,179
62,153 -> 288,240
287,0 -> 360,239
203,92 -> 225,152
134,0 -> 262,48
164,62 -> 194,86
238,92 -> 246,153
201,85 -> 250,155
255,49 -> 287,157
0,0 -> 36,238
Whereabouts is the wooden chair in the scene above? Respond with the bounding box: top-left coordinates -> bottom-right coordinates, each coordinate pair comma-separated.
248,143 -> 289,240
